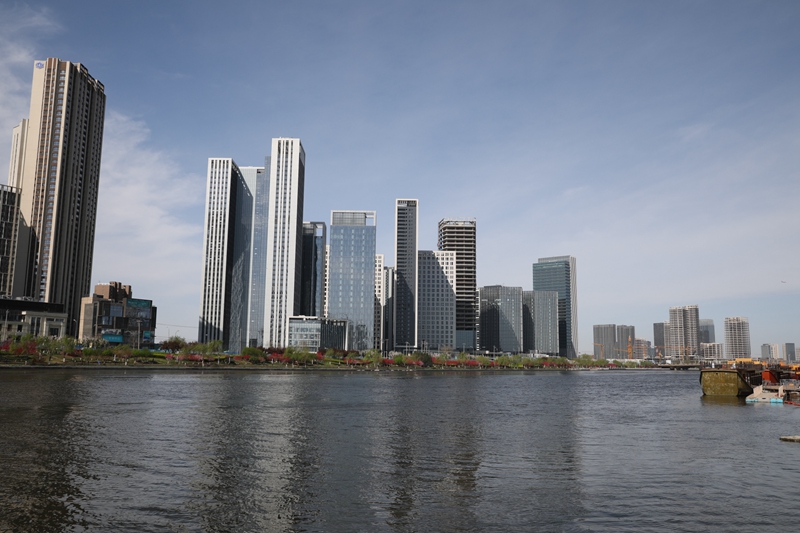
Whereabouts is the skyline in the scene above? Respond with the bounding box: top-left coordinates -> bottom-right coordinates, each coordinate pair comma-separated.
1,1 -> 798,352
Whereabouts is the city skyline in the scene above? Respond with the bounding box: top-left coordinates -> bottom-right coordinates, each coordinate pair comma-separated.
1,2 -> 798,352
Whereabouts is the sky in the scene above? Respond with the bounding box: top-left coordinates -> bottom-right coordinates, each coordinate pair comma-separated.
0,0 -> 798,354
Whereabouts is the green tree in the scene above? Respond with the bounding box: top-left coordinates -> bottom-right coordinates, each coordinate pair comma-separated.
162,336 -> 187,353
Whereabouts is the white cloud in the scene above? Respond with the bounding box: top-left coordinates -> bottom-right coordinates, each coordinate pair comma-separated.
93,111 -> 205,341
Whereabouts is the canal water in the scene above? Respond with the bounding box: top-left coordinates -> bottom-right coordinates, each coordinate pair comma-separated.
1,369 -> 799,532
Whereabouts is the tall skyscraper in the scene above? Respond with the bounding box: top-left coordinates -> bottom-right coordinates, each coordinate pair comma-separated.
382,266 -> 395,353
478,285 -> 523,353
532,256 -> 577,357
263,138 -> 305,347
616,325 -> 635,359
437,218 -> 477,350
374,253 -> 384,350
242,161 -> 269,348
417,250 -> 456,351
699,319 -> 715,344
299,221 -> 326,317
0,186 -> 20,296
11,58 -> 106,334
198,158 -> 254,352
327,210 -> 376,351
668,305 -> 699,360
724,316 -> 751,359
394,199 -> 418,350
593,324 -> 616,360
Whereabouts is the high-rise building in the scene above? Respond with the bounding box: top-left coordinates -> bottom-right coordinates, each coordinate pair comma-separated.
532,256 -> 577,357
11,58 -> 106,335
242,162 -> 269,348
374,254 -> 384,350
668,305 -> 699,360
653,321 -> 670,361
522,291 -> 535,353
417,250 -> 456,351
700,342 -> 724,362
382,266 -> 395,353
634,338 -> 651,360
299,221 -> 326,318
698,319 -> 715,344
437,218 -> 477,350
784,343 -> 796,363
616,325 -> 635,359
394,199 -> 418,350
327,210 -> 376,351
0,185 -> 21,296
533,291 -> 559,355
263,138 -> 305,348
724,317 -> 751,359
593,324 -> 616,360
198,158 -> 253,352
478,285 -> 523,353
760,343 -> 780,360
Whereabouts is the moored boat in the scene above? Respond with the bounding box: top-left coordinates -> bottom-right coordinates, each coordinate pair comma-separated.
700,368 -> 755,397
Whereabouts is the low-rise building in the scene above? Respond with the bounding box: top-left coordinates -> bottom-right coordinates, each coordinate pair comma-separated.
78,281 -> 157,347
287,316 -> 348,352
0,298 -> 67,339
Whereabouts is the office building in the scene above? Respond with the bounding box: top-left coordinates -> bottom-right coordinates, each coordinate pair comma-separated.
533,290 -> 559,355
668,305 -> 699,360
79,281 -> 157,347
11,58 -> 106,335
382,266 -> 395,353
653,321 -> 669,361
0,185 -> 21,296
699,319 -> 715,344
394,199 -> 418,349
197,158 -> 253,353
417,250 -> 456,351
299,221 -> 326,318
263,138 -> 305,348
242,163 -> 269,348
784,343 -> 796,363
593,324 -> 616,360
532,256 -> 577,357
616,325 -> 636,359
700,342 -> 724,362
327,210 -> 376,351
479,285 -> 523,353
724,316 -> 751,359
287,316 -> 348,352
374,254 -> 384,350
437,218 -> 477,350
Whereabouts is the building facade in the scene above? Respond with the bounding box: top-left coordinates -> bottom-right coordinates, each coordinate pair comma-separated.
198,158 -> 253,353
241,163 -> 268,348
394,199 -> 418,350
0,185 -> 21,296
698,319 -> 715,344
287,316 -> 348,352
479,285 -> 523,354
532,256 -> 577,357
374,254 -> 384,350
437,218 -> 476,350
653,321 -> 669,361
724,316 -> 751,359
79,281 -> 157,347
616,325 -> 636,359
700,342 -> 724,362
299,221 -> 326,318
382,266 -> 395,353
417,250 -> 456,351
784,343 -> 796,363
593,324 -> 616,360
263,138 -> 305,348
12,58 -> 106,335
327,210 -> 376,351
533,290 -> 559,355
668,305 -> 699,360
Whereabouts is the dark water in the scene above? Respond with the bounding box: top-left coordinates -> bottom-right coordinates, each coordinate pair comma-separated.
1,369 -> 800,532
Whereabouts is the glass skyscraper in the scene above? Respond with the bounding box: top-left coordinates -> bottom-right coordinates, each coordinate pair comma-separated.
327,210 -> 376,351
299,221 -> 326,317
478,285 -> 523,353
532,256 -> 577,358
394,199 -> 418,349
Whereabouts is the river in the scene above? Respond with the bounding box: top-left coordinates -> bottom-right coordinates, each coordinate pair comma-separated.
1,368 -> 799,532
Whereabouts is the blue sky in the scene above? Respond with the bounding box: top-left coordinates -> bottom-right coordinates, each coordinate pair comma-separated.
1,1 -> 798,353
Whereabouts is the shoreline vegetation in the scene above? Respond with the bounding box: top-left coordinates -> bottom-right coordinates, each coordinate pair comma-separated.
0,335 -> 660,371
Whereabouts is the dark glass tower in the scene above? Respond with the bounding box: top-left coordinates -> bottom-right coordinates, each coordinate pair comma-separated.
437,218 -> 476,351
299,221 -> 326,317
394,199 -> 417,350
532,256 -> 577,358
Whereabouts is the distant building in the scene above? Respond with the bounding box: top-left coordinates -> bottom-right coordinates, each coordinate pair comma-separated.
327,210 -> 376,351
394,199 -> 418,349
634,338 -> 651,360
699,319 -> 715,344
0,299 -> 66,338
79,281 -> 157,347
784,343 -> 796,363
299,221 -> 326,318
653,321 -> 669,361
724,317 -> 751,359
287,316 -> 348,352
373,254 -> 384,350
381,266 -> 395,353
593,324 -> 616,360
616,325 -> 636,359
479,285 -> 523,353
417,250 -> 456,351
437,218 -> 477,351
532,256 -> 577,357
700,342 -> 724,362
242,163 -> 269,348
532,291 -> 559,355
760,343 -> 780,360
668,305 -> 699,360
